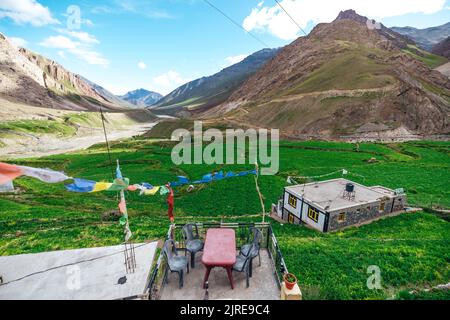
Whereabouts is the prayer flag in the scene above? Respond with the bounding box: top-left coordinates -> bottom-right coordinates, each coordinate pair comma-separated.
0,163 -> 23,185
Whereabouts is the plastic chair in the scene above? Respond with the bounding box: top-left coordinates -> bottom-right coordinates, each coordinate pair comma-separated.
240,227 -> 262,276
162,239 -> 189,289
182,223 -> 204,268
232,251 -> 252,288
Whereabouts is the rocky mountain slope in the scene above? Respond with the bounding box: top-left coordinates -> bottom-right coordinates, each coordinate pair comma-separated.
205,10 -> 450,139
392,22 -> 450,51
0,32 -> 134,112
432,37 -> 450,59
120,88 -> 162,107
149,48 -> 279,116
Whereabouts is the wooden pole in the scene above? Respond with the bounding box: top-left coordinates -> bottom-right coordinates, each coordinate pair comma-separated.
254,163 -> 266,223
117,159 -> 135,273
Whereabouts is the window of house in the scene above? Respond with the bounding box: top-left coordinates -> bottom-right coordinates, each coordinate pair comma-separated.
308,207 -> 319,223
288,194 -> 297,208
288,214 -> 295,224
379,202 -> 385,212
338,212 -> 346,223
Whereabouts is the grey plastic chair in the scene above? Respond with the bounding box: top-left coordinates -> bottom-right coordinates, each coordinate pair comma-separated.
182,223 -> 204,268
163,239 -> 189,289
240,227 -> 262,277
232,250 -> 252,288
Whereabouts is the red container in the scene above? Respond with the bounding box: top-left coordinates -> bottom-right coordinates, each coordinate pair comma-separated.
284,273 -> 297,290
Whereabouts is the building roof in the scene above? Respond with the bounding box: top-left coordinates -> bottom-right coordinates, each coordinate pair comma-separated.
285,178 -> 394,212
0,242 -> 157,300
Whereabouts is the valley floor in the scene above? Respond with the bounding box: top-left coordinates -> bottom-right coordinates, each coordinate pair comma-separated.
0,122 -> 156,159
0,97 -> 158,159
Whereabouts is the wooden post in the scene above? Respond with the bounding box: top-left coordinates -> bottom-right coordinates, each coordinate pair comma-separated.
117,159 -> 136,273
254,163 -> 266,223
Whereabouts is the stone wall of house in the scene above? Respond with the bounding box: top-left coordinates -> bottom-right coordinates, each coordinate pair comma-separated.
391,195 -> 407,212
328,199 -> 392,232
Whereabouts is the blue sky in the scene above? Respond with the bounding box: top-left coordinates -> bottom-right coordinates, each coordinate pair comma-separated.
0,0 -> 449,95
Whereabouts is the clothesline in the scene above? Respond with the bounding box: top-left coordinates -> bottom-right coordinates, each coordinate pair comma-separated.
0,161 -> 261,230
0,162 -> 257,194
287,169 -> 366,184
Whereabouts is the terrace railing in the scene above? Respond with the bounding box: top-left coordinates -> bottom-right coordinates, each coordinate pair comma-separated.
145,222 -> 288,300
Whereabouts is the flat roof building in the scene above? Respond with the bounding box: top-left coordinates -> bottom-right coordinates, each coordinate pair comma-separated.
273,178 -> 406,232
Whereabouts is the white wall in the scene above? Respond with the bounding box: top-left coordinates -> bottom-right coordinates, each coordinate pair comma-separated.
283,191 -> 302,219
301,202 -> 326,232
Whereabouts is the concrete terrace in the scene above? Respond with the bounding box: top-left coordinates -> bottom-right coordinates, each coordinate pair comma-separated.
286,178 -> 392,211
159,249 -> 280,300
0,242 -> 157,300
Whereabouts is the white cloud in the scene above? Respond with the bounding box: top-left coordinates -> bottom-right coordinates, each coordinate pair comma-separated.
57,50 -> 66,59
138,62 -> 147,69
69,47 -> 109,66
8,36 -> 28,48
40,35 -> 79,49
243,0 -> 447,40
151,70 -> 191,95
0,0 -> 58,26
57,29 -> 99,44
82,18 -> 94,27
40,35 -> 109,66
225,54 -> 249,66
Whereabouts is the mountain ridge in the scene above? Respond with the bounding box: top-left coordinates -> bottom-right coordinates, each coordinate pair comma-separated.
149,48 -> 280,116
203,10 -> 450,138
120,88 -> 163,107
0,32 -> 135,112
391,22 -> 450,51
432,37 -> 450,59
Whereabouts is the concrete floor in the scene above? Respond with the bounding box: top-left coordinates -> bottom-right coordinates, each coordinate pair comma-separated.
0,242 -> 157,300
160,250 -> 280,300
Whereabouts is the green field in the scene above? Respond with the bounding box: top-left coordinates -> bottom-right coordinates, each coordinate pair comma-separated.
403,44 -> 449,69
0,138 -> 449,299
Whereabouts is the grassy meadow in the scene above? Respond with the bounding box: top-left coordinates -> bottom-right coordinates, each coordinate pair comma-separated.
0,137 -> 449,299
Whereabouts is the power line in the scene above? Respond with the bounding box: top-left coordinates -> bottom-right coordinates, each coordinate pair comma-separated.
273,0 -> 308,36
202,0 -> 270,48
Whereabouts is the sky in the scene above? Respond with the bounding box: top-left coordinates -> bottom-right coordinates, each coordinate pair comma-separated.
0,0 -> 449,96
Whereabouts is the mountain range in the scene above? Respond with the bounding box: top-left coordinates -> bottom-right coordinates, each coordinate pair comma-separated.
0,32 -> 134,112
1,9 -> 450,140
120,88 -> 162,107
149,48 -> 280,116
201,10 -> 450,138
392,22 -> 450,51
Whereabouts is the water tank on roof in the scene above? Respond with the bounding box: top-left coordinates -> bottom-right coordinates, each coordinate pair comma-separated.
345,183 -> 355,193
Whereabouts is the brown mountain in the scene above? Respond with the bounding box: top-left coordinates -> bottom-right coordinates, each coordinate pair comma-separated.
205,10 -> 450,138
0,32 -> 135,112
432,37 -> 450,59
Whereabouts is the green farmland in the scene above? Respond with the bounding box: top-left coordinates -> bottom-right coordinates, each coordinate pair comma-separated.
0,138 -> 449,299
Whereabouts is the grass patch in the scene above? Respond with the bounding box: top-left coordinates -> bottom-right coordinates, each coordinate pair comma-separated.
0,138 -> 448,299
283,46 -> 396,95
0,120 -> 76,137
403,45 -> 448,69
